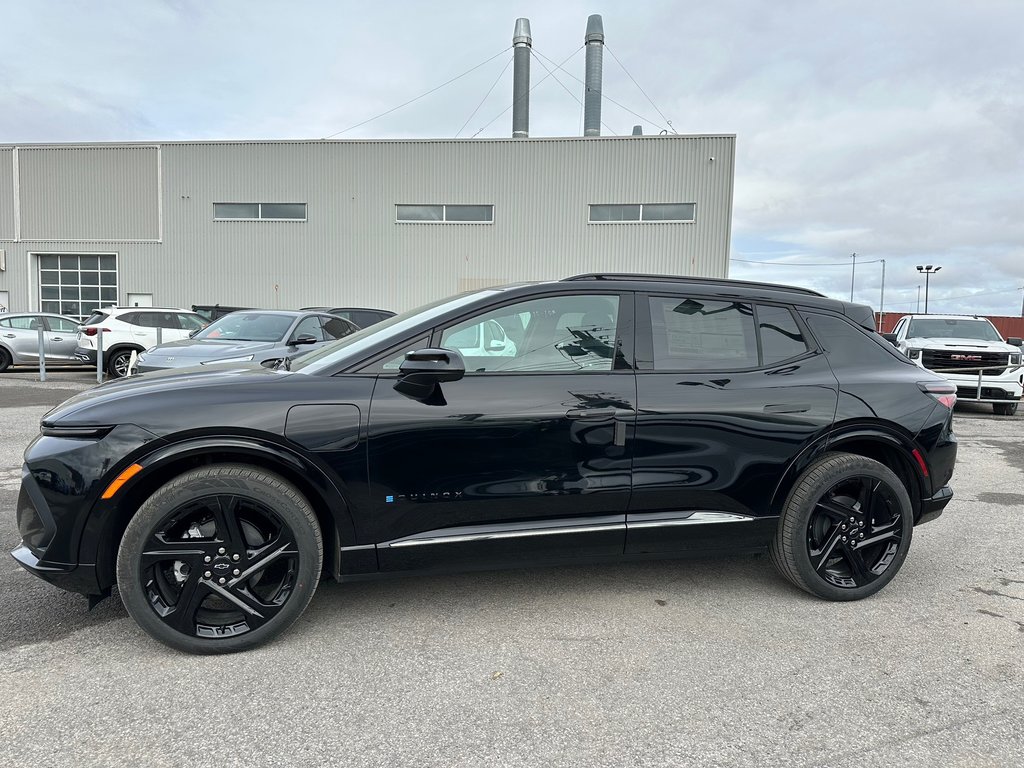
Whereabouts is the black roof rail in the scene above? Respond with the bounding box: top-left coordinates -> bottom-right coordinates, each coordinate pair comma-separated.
561,273 -> 826,298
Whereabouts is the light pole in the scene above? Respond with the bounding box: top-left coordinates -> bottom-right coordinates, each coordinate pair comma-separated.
916,265 -> 941,314
850,253 -> 857,301
916,286 -> 921,313
878,259 -> 886,330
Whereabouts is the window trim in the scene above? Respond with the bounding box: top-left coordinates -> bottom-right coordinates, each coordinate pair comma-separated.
213,202 -> 307,222
395,204 -> 494,225
588,203 -> 697,225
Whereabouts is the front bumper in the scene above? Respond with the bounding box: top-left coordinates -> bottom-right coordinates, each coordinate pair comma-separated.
10,544 -> 102,595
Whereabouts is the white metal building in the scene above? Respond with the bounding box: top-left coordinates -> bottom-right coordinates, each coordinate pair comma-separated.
0,134 -> 735,318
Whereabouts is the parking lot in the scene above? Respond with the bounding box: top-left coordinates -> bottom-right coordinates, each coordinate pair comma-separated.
0,373 -> 1021,767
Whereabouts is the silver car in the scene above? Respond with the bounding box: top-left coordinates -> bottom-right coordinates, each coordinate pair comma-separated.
0,313 -> 85,371
134,310 -> 358,373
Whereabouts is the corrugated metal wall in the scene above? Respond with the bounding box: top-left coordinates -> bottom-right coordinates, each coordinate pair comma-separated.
17,146 -> 159,241
0,148 -> 14,240
0,136 -> 734,313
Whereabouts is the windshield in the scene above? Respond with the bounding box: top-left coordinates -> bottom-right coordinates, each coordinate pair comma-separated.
195,313 -> 294,343
291,290 -> 501,374
907,318 -> 1003,342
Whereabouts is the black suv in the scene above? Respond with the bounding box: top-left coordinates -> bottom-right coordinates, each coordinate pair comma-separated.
12,275 -> 958,653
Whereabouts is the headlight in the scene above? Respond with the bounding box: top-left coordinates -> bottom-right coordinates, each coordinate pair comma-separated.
200,354 -> 254,365
1010,353 -> 1022,369
906,348 -> 922,360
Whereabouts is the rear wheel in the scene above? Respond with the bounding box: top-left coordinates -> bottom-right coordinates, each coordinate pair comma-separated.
116,464 -> 322,654
106,348 -> 137,378
0,347 -> 11,372
770,453 -> 913,601
993,402 -> 1018,416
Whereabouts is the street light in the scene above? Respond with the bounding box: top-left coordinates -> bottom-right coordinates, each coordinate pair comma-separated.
916,265 -> 941,314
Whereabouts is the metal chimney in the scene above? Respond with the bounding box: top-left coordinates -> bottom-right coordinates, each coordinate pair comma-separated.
583,14 -> 604,136
512,18 -> 532,138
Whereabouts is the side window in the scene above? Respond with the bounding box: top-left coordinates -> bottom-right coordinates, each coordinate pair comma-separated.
649,297 -> 757,370
293,316 -> 326,341
363,336 -> 433,373
177,313 -> 206,331
48,317 -> 80,333
4,316 -> 39,330
0,319 -> 8,328
119,312 -> 142,327
892,318 -> 906,338
804,313 -> 915,367
757,305 -> 809,365
321,316 -> 356,340
440,294 -> 620,373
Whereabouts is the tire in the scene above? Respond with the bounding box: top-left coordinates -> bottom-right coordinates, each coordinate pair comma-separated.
993,402 -> 1018,416
0,347 -> 11,372
116,464 -> 323,654
106,348 -> 137,378
769,453 -> 913,601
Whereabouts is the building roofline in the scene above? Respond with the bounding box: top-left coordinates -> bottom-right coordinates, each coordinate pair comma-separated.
0,134 -> 736,150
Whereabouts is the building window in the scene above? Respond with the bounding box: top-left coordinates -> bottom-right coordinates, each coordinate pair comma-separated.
38,253 -> 118,320
589,203 -> 696,223
214,203 -> 307,221
396,204 -> 493,224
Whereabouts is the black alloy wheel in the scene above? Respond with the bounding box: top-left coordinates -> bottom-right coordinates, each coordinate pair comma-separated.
107,349 -> 136,378
0,347 -> 11,372
117,465 -> 322,653
770,453 -> 913,601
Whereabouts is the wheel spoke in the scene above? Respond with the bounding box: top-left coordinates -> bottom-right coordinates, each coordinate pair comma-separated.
858,528 -> 901,549
839,541 -> 875,586
809,526 -> 844,573
140,543 -> 206,569
205,581 -> 285,629
233,532 -> 298,583
815,498 -> 862,525
857,477 -> 878,518
213,495 -> 247,550
165,575 -> 210,634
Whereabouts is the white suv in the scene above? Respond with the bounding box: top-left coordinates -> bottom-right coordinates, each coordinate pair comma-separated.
886,314 -> 1023,415
75,307 -> 208,378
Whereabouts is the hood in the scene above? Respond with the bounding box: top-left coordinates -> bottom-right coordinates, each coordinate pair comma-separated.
906,337 -> 1016,352
142,338 -> 279,360
42,364 -> 288,425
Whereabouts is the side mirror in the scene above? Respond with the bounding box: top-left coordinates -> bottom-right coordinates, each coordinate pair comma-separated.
880,332 -> 899,346
189,329 -> 201,338
289,333 -> 318,347
395,348 -> 465,399
486,339 -> 506,352
1007,337 -> 1022,347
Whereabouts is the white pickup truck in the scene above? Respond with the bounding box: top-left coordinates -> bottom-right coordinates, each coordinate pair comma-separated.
884,314 -> 1023,415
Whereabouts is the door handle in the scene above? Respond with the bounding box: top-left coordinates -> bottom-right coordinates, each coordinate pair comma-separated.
763,403 -> 810,414
52,337 -> 63,342
565,407 -> 619,420
2,333 -> 14,338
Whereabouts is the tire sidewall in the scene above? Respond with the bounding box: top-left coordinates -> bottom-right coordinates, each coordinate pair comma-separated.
106,348 -> 135,378
116,465 -> 322,654
781,454 -> 914,601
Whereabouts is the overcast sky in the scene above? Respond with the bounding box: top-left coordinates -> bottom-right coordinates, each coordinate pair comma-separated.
3,0 -> 1021,316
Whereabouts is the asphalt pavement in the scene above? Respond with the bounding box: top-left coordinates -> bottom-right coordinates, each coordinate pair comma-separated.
0,374 -> 1021,767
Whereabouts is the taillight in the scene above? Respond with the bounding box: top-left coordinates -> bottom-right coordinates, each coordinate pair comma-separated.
918,381 -> 956,409
81,327 -> 111,336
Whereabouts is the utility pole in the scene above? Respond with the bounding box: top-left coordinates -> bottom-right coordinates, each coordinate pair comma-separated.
850,253 -> 857,302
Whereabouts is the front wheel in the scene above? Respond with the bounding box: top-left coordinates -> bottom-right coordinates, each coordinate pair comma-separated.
116,465 -> 323,654
993,402 -> 1018,416
769,453 -> 913,601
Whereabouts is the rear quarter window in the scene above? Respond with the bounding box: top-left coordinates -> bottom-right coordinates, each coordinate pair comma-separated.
803,312 -> 915,367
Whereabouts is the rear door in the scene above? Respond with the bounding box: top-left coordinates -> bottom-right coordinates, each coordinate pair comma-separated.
43,316 -> 81,361
626,294 -> 838,554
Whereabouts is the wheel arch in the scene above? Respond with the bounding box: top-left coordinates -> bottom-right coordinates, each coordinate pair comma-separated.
770,428 -> 926,522
87,437 -> 355,591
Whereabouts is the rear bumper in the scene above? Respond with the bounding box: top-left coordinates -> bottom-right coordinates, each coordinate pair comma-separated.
73,347 -> 97,364
917,485 -> 953,526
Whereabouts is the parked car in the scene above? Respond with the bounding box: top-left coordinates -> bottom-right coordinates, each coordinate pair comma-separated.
0,313 -> 87,371
74,307 -> 209,378
883,314 -> 1023,415
299,306 -> 395,328
191,304 -> 253,323
133,310 -> 359,374
12,274 -> 958,654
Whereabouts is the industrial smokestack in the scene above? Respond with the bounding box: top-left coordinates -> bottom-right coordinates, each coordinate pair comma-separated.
583,14 -> 604,136
512,18 -> 532,138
